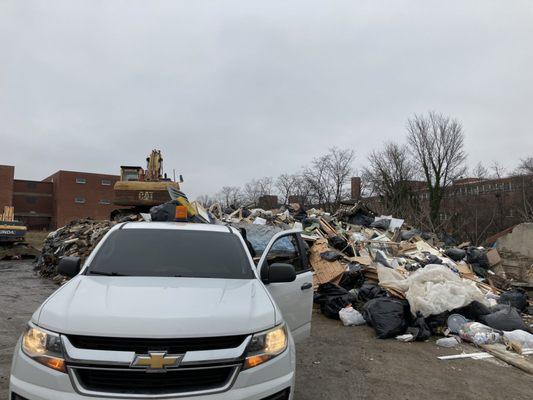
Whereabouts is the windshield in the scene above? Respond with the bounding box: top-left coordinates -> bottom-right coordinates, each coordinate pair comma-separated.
87,229 -> 254,279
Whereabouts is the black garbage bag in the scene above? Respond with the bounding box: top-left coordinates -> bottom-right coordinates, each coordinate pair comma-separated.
466,247 -> 489,268
420,232 -> 433,241
347,210 -> 374,227
358,282 -> 387,302
314,283 -> 357,320
472,264 -> 489,279
425,311 -> 450,336
320,251 -> 343,262
409,312 -> 431,341
453,301 -> 491,321
422,254 -> 442,266
328,236 -> 354,257
445,248 -> 466,262
362,298 -> 409,339
150,200 -> 204,223
338,265 -> 365,291
480,305 -> 530,332
498,289 -> 529,313
400,230 -> 419,241
370,218 -> 391,230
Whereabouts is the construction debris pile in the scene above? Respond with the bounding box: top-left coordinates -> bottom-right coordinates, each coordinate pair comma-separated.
214,202 -> 532,354
36,219 -> 115,279
34,200 -> 532,357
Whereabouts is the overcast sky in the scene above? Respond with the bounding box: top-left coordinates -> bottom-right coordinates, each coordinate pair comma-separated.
1,1 -> 532,198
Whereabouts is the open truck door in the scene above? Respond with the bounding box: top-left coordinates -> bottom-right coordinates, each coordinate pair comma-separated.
258,230 -> 313,343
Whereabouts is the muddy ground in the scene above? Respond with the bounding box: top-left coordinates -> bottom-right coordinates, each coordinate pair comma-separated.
1,260 -> 531,400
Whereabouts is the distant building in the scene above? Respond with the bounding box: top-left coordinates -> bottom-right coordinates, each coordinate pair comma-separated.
354,174 -> 533,242
0,165 -> 121,230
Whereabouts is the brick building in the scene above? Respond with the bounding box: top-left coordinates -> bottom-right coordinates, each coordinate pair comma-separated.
0,165 -> 121,230
358,173 -> 533,243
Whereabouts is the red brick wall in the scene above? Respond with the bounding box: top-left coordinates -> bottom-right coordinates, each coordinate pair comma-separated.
351,177 -> 361,200
45,171 -> 121,228
13,180 -> 54,229
0,165 -> 14,211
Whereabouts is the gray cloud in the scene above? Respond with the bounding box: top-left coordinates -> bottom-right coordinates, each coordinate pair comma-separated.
1,0 -> 532,198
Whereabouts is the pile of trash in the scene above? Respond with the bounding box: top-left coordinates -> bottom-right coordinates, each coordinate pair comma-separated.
34,200 -> 532,354
212,201 -> 532,350
35,219 -> 115,279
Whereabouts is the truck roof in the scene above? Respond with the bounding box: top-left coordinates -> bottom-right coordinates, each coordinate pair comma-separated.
119,221 -> 235,234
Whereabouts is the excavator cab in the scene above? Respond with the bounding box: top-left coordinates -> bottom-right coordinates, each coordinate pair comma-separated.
120,166 -> 144,182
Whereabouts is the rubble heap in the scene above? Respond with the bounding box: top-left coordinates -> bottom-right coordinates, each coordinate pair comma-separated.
215,201 -> 532,352
34,201 -> 532,359
36,219 -> 114,278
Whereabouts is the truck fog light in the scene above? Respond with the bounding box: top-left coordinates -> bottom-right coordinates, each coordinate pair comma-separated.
244,325 -> 288,369
21,324 -> 66,373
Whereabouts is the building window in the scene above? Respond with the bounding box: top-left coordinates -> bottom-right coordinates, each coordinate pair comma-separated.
25,197 -> 37,204
75,197 -> 86,204
27,182 -> 37,189
504,182 -> 512,191
76,177 -> 86,184
101,179 -> 112,186
99,199 -> 111,205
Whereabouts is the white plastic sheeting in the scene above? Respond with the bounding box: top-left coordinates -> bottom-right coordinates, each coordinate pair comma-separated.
377,264 -> 489,317
405,265 -> 489,317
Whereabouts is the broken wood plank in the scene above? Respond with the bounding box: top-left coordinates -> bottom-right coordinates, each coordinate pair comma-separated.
480,344 -> 533,375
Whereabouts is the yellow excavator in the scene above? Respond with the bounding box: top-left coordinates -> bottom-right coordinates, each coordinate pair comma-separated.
111,150 -> 181,220
111,150 -> 208,222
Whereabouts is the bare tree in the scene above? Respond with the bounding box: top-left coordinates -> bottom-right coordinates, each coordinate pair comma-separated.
362,142 -> 417,216
490,161 -> 507,179
196,194 -> 216,208
326,147 -> 355,207
303,148 -> 354,211
276,174 -> 298,204
407,111 -> 467,228
292,173 -> 313,206
242,177 -> 274,205
303,155 -> 333,207
516,157 -> 533,175
472,162 -> 488,180
217,186 -> 242,208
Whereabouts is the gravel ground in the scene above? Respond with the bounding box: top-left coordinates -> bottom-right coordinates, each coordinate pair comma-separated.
1,260 -> 532,400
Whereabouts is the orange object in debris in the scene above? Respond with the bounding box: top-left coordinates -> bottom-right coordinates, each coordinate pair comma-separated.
175,205 -> 188,220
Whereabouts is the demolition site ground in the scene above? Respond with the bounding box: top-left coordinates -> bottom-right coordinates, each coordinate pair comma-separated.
0,260 -> 531,400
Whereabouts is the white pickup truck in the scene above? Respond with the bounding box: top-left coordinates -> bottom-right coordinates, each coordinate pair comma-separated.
10,222 -> 314,400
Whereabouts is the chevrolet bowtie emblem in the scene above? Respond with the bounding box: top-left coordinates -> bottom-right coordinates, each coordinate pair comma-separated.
131,351 -> 183,370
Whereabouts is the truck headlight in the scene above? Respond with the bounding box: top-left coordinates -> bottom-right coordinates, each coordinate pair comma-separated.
21,324 -> 66,373
243,325 -> 288,369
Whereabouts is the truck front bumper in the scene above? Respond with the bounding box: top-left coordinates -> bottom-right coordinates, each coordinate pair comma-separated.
10,343 -> 295,400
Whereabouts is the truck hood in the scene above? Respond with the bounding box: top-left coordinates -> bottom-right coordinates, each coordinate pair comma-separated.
36,276 -> 276,337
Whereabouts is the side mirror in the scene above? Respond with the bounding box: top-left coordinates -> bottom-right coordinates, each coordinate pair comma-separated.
58,256 -> 81,278
262,263 -> 296,284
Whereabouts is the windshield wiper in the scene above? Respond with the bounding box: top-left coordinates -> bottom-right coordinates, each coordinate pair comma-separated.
87,270 -> 129,276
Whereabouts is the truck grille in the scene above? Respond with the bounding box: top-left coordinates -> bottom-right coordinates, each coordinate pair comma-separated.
67,334 -> 247,353
73,366 -> 238,396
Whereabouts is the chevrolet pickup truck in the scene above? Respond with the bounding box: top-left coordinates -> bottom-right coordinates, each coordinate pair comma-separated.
10,222 -> 314,400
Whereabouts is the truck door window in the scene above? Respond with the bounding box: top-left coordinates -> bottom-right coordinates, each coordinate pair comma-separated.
265,235 -> 304,273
